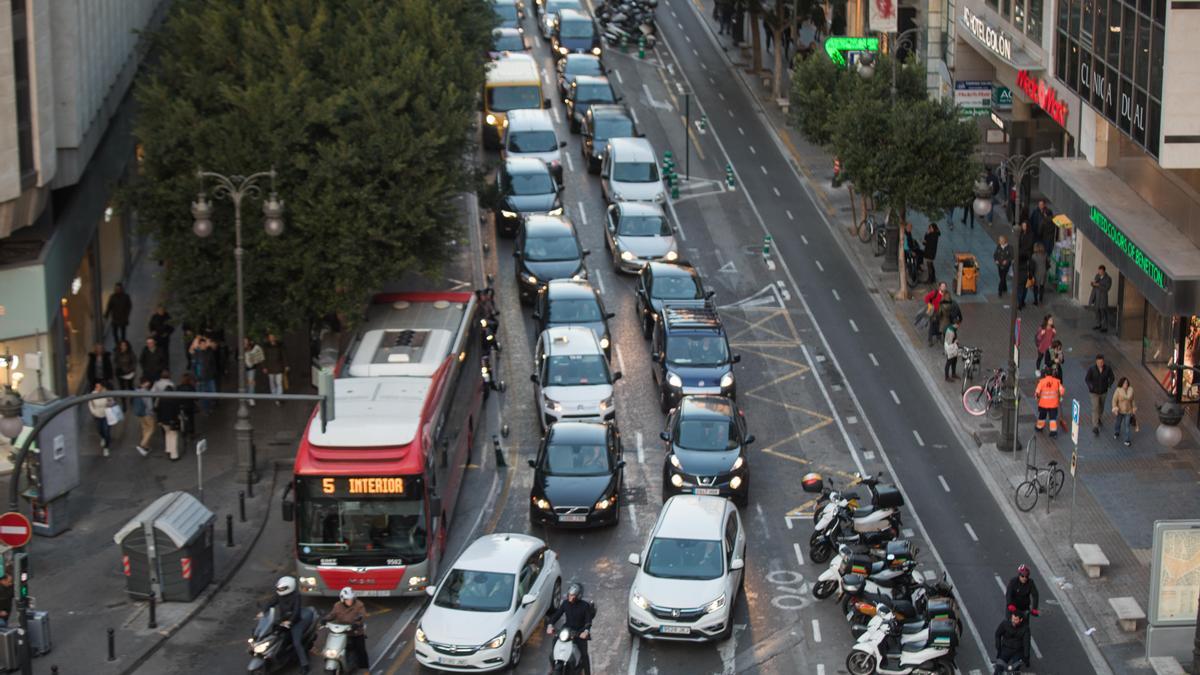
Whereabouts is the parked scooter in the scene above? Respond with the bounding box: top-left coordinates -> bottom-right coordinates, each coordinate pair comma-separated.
845,605 -> 957,675
843,574 -> 959,639
597,0 -> 657,48
813,541 -> 920,600
805,472 -> 905,533
319,622 -> 354,675
809,506 -> 902,564
550,627 -> 585,675
246,606 -> 318,674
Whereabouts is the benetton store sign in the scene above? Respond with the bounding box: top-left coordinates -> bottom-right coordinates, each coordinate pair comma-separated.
1016,70 -> 1068,129
1089,206 -> 1167,290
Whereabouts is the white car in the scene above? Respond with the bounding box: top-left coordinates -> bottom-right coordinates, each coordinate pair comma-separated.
540,0 -> 583,37
601,137 -> 666,204
415,533 -> 563,672
627,495 -> 745,641
533,325 -> 621,430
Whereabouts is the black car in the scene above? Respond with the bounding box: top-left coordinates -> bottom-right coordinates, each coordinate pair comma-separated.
557,53 -> 605,101
635,261 -> 712,338
581,105 -> 637,174
661,395 -> 753,506
514,214 -> 589,304
551,9 -> 601,59
534,279 -> 614,359
565,75 -> 618,134
495,157 -> 563,237
529,421 -> 625,527
650,305 -> 738,412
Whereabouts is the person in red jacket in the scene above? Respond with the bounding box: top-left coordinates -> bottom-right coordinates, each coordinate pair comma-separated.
923,282 -> 948,347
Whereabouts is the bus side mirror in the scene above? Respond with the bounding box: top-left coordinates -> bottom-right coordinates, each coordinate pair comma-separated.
281,499 -> 294,522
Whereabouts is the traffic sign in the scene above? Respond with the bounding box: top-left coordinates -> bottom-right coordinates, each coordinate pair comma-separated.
1071,399 -> 1081,446
0,512 -> 32,548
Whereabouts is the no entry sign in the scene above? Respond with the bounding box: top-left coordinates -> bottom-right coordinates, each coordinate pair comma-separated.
0,512 -> 32,548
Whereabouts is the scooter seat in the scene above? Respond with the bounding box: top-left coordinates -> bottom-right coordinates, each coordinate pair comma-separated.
902,641 -> 927,653
900,622 -> 927,634
853,505 -> 877,518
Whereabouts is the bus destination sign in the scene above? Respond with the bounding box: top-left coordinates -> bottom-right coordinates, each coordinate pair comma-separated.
319,476 -> 408,496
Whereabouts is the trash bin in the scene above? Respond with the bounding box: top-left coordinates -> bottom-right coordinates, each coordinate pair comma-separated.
113,491 -> 215,602
955,253 -> 979,295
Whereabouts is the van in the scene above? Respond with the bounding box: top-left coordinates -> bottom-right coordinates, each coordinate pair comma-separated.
484,54 -> 548,150
504,109 -> 566,185
601,137 -> 665,204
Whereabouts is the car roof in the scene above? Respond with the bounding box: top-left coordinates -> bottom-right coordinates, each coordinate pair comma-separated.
647,261 -> 698,277
616,201 -> 665,217
493,0 -> 519,6
607,137 -> 655,161
655,495 -> 730,540
678,395 -> 735,420
455,533 -> 545,571
507,108 -> 554,129
546,278 -> 599,300
543,325 -> 603,356
493,27 -> 523,36
524,214 -> 575,236
558,8 -> 591,20
564,53 -> 601,66
506,156 -> 552,174
663,305 -> 723,332
548,421 -> 608,444
589,104 -> 630,119
572,75 -> 611,88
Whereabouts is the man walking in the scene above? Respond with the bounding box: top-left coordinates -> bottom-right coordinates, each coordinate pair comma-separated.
923,223 -> 940,284
1030,199 -> 1056,252
189,334 -> 218,412
1089,265 -> 1112,332
104,282 -> 133,345
140,337 -> 169,382
153,373 -> 182,461
1035,366 -> 1065,437
132,376 -> 155,457
993,236 -> 1013,297
1085,354 -> 1115,435
263,333 -> 287,404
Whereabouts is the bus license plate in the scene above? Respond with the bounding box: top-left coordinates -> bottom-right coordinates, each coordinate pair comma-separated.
559,515 -> 587,523
437,656 -> 468,666
660,625 -> 691,635
694,488 -> 720,496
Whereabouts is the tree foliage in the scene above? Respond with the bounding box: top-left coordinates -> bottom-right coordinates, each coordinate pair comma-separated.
129,0 -> 494,335
790,53 -> 923,148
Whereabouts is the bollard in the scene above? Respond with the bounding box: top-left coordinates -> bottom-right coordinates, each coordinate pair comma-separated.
226,515 -> 234,547
671,182 -> 680,200
725,163 -> 736,188
763,234 -> 773,257
638,36 -> 645,58
107,628 -> 115,661
148,594 -> 158,629
239,490 -> 246,523
493,435 -> 507,467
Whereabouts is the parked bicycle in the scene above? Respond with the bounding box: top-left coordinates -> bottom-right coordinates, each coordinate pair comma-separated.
962,367 -> 1007,418
856,213 -> 888,257
1014,460 -> 1065,512
959,347 -> 983,394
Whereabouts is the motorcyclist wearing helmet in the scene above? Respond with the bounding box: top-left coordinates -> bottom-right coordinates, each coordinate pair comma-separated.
322,587 -> 368,674
993,610 -> 1032,673
545,582 -> 596,674
258,576 -> 312,674
1005,564 -> 1040,616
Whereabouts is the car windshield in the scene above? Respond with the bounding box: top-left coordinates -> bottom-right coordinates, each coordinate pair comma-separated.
508,130 -> 559,153
524,234 -> 580,261
644,537 -> 724,580
593,117 -> 634,140
488,85 -> 542,112
493,33 -> 525,51
295,478 -> 427,564
543,442 -> 611,475
560,19 -> 595,39
493,4 -> 519,22
566,59 -> 604,78
576,83 -> 615,104
548,0 -> 583,13
549,297 -> 603,322
677,418 -> 739,451
510,171 -> 555,195
618,214 -> 670,236
666,336 -> 729,366
545,354 -> 610,385
435,569 -> 515,612
651,274 -> 703,300
613,161 -> 658,182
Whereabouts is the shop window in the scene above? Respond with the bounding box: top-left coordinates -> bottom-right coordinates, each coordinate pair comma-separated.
1143,313 -> 1200,403
1080,0 -> 1095,49
987,0 -> 1000,15
1149,24 -> 1162,95
1093,0 -> 1107,59
1105,4 -> 1121,67
1069,0 -> 1082,37
62,246 -> 97,395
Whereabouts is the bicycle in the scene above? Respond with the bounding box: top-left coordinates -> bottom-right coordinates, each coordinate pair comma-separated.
959,347 -> 982,394
856,213 -> 888,256
962,367 -> 1006,418
1014,460 -> 1065,512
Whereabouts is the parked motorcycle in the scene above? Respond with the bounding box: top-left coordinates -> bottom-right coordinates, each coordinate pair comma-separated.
804,471 -> 905,532
597,0 -> 657,49
550,627 -> 585,675
813,541 -> 919,601
845,605 -> 957,675
809,506 -> 902,564
246,606 -> 318,674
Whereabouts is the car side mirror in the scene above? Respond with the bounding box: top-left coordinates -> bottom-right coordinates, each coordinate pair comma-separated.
705,290 -> 716,299
530,373 -> 539,383
730,558 -> 745,570
559,141 -> 568,148
522,593 -> 537,606
281,499 -> 294,522
612,371 -> 622,381
616,96 -> 624,102
651,353 -> 660,362
605,312 -> 615,319
544,98 -> 552,107
628,553 -> 641,566
513,250 -> 522,258
617,459 -> 627,468
636,131 -> 646,137
732,354 -> 741,363
527,459 -> 537,469
532,312 -> 542,321
582,249 -> 591,256
426,586 -> 437,597
660,431 -> 670,442
744,435 -> 756,445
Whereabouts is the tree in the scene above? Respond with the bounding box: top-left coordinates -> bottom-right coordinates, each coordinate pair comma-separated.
128,0 -> 493,336
790,52 -> 923,148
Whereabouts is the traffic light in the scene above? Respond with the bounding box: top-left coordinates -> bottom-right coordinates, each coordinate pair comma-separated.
13,551 -> 27,599
318,367 -> 336,432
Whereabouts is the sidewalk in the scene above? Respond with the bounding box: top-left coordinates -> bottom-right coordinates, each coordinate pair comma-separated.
690,6 -> 1195,674
0,245 -> 315,674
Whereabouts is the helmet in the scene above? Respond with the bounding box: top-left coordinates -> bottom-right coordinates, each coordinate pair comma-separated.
275,576 -> 297,596
566,582 -> 583,598
1017,564 -> 1030,577
339,587 -> 356,602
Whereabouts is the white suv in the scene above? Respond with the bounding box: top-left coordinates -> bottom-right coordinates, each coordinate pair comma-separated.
532,325 -> 621,430
601,137 -> 665,204
627,495 -> 744,641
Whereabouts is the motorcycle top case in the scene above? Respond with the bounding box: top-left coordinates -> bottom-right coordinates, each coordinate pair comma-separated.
929,617 -> 958,649
873,484 -> 904,509
801,473 -> 824,494
926,597 -> 955,618
884,540 -> 913,565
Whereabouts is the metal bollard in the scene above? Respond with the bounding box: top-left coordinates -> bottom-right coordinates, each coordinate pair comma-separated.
226,515 -> 234,547
239,490 -> 246,523
107,628 -> 115,661
493,435 -> 506,467
148,594 -> 158,629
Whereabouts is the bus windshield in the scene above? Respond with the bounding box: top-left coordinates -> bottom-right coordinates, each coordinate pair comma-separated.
296,477 -> 428,564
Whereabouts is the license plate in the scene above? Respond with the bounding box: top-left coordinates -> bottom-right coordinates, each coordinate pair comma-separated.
660,625 -> 691,635
559,515 -> 587,523
437,657 -> 468,665
694,488 -> 720,496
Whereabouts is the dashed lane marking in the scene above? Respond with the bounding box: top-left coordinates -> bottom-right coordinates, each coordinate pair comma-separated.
564,152 -> 574,172
889,389 -> 899,404
811,619 -> 822,643
738,126 -> 744,135
849,319 -> 859,332
614,69 -> 623,83
593,270 -> 606,294
787,210 -> 794,221
628,503 -> 639,536
912,429 -> 925,446
814,260 -> 824,272
627,626 -> 640,675
578,206 -> 587,225
773,186 -> 781,197
616,344 -> 626,373
794,542 -> 805,568
635,431 -> 645,464
964,522 -> 979,542
718,91 -> 724,100
938,475 -> 951,492
760,165 -> 768,175
749,145 -> 756,154
869,352 -> 879,367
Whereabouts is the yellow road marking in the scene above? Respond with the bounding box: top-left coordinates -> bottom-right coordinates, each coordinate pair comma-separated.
787,499 -> 819,517
762,445 -> 808,464
726,309 -> 797,344
736,346 -> 809,371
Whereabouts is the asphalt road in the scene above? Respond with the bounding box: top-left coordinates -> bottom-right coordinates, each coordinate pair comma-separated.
137,2 -> 1095,674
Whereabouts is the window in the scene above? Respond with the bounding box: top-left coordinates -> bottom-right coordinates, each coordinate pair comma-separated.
1026,0 -> 1042,42
723,516 -> 738,563
11,0 -> 33,187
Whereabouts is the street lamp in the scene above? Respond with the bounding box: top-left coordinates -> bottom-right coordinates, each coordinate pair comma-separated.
192,169 -> 285,484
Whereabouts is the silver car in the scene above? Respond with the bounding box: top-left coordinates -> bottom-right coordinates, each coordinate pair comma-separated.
604,202 -> 679,273
532,326 -> 622,430
601,137 -> 666,204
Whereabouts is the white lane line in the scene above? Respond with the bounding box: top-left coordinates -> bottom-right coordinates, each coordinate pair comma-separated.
912,429 -> 925,446
814,260 -> 824,272
759,165 -> 768,175
794,542 -> 805,567
737,126 -> 744,135
1031,637 -> 1043,659
593,270 -> 606,294
677,21 -> 683,29
670,8 -> 677,15
630,108 -> 640,127
817,666 -> 826,675
685,34 -> 692,43
627,616 -> 641,675
635,431 -> 645,464
564,152 -> 574,172
964,522 -> 979,542
939,475 -> 951,492
832,289 -> 841,301
614,69 -> 623,84
811,619 -> 822,643
772,186 -> 780,197
616,344 -> 626,374
627,503 -> 639,536
849,319 -> 859,333
552,106 -> 562,124
691,47 -> 698,56
787,210 -> 794,220
800,234 -> 808,245
718,91 -> 725,100
869,352 -> 879,366
727,109 -> 733,117
749,145 -> 756,154
578,206 -> 588,225
664,191 -> 687,241
993,574 -> 1006,593
701,62 -> 709,71
889,389 -> 900,404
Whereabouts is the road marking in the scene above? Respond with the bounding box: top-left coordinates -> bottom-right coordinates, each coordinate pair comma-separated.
677,21 -> 683,28
772,186 -> 780,197
846,415 -> 858,424
760,165 -> 768,175
578,206 -> 587,225
787,210 -> 794,221
564,152 -> 574,172
814,260 -> 823,272
593,270 -> 606,294
1032,637 -> 1043,659
800,235 -> 808,246
794,542 -> 805,567
737,126 -> 744,135
817,666 -> 826,675
938,475 -> 951,492
749,145 -> 756,154
627,627 -> 640,675
902,528 -> 915,538
628,503 -> 639,535
671,8 -> 677,15
635,431 -> 645,463
616,344 -> 626,373
727,109 -> 733,117
912,429 -> 925,446
686,34 -> 693,43
702,62 -> 709,71
630,108 -> 640,127
994,575 -> 1006,593
869,352 -> 879,366
552,106 -> 562,124
889,389 -> 899,404
811,619 -> 822,643
692,47 -> 698,56
964,522 -> 979,542
614,69 -> 623,83
642,83 -> 672,110
849,319 -> 859,333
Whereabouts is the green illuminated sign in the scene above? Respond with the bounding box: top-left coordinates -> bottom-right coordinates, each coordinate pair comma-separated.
1089,206 -> 1167,290
824,37 -> 880,67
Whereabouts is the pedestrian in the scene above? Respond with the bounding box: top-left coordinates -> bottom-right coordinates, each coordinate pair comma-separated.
88,382 -> 117,456
1017,220 -> 1036,273
1035,315 -> 1056,375
86,342 -> 114,390
132,376 -> 154,457
985,168 -> 1001,224
244,337 -> 265,406
0,572 -> 12,627
944,319 -> 961,382
1049,339 -> 1065,374
1089,265 -> 1113,332
153,373 -> 182,461
322,587 -> 369,674
1005,564 -> 1040,617
1031,242 -> 1049,306
719,2 -> 734,35
189,334 -> 218,412
148,304 -> 174,347
994,236 -> 1013,297
263,333 -> 287,404
140,336 -> 168,382
1035,367 -> 1065,437
937,291 -> 962,338
923,223 -> 940,285
1111,377 -> 1136,447
961,195 -> 975,229
796,18 -> 816,59
1085,353 -> 1115,435
113,339 -> 137,393
104,282 -> 133,345
1030,199 -> 1056,252
178,372 -> 198,438
923,282 -> 948,347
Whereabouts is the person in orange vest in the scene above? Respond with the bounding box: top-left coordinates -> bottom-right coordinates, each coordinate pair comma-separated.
1035,366 -> 1066,437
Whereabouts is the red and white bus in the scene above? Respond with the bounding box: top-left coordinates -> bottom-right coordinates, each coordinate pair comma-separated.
285,291 -> 485,596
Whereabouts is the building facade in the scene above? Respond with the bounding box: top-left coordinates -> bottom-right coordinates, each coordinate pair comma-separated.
0,0 -> 166,399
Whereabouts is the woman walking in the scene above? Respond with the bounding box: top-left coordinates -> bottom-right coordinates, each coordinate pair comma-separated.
1112,378 -> 1137,447
944,319 -> 961,382
1035,316 -> 1056,375
114,339 -> 137,393
1032,243 -> 1050,306
88,382 -> 117,457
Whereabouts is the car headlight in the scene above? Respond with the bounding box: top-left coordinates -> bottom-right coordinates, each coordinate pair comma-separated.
669,454 -> 682,469
548,206 -> 564,215
599,396 -> 613,411
544,397 -> 562,412
670,472 -> 684,487
525,273 -> 539,285
655,192 -> 666,203
571,270 -> 587,280
632,592 -> 649,610
611,191 -> 623,201
486,113 -> 498,125
665,250 -> 679,261
730,475 -> 743,490
558,46 -> 569,54
599,336 -> 610,350
408,576 -> 428,587
299,576 -> 318,588
594,493 -> 617,510
704,594 -> 727,614
500,209 -> 518,218
731,456 -> 744,471
592,46 -> 602,55
720,372 -> 735,388
502,117 -> 509,127
483,630 -> 507,650
667,372 -> 682,388
533,496 -> 552,510
416,627 -> 427,643
621,250 -> 636,261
